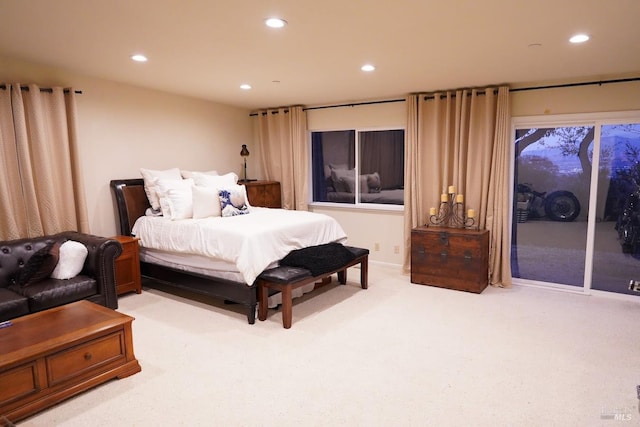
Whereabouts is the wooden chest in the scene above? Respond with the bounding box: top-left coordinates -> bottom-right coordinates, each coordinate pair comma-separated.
411,226 -> 490,293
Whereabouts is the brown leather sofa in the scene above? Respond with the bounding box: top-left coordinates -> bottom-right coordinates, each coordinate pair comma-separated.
0,231 -> 122,322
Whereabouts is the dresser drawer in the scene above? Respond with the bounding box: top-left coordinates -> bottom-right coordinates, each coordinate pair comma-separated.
0,361 -> 41,406
46,332 -> 125,386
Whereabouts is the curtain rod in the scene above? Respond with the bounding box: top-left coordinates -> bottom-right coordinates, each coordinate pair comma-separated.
0,84 -> 82,94
252,76 -> 640,116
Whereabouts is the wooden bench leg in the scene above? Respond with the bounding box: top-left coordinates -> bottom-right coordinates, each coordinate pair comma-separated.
360,256 -> 368,289
281,285 -> 293,329
258,281 -> 268,321
337,269 -> 346,284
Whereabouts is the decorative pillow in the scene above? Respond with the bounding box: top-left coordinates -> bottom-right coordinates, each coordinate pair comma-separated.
51,240 -> 88,280
366,172 -> 382,193
342,175 -> 370,194
330,168 -> 355,193
156,178 -> 194,220
14,241 -> 60,286
192,172 -> 238,188
140,167 -> 182,211
192,185 -> 222,218
181,169 -> 218,180
219,185 -> 250,217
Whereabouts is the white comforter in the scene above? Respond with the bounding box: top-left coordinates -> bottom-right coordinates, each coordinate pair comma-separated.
131,207 -> 347,285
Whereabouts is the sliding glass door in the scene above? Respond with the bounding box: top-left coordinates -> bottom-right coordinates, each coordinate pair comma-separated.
512,126 -> 592,288
591,124 -> 640,294
512,116 -> 640,296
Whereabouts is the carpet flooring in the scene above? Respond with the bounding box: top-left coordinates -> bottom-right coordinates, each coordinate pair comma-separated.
19,263 -> 640,427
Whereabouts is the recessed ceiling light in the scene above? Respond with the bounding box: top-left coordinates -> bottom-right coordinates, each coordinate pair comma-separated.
361,64 -> 376,72
265,18 -> 287,28
240,84 -> 252,90
569,34 -> 589,43
131,54 -> 148,62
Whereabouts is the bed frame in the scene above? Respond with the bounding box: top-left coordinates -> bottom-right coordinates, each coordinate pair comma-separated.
110,179 -> 258,324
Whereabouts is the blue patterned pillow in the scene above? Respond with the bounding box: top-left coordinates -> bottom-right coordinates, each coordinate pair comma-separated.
219,186 -> 249,217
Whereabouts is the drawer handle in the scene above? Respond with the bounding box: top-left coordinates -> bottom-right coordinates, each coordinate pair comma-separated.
84,352 -> 92,361
464,250 -> 472,266
439,232 -> 449,246
440,250 -> 448,263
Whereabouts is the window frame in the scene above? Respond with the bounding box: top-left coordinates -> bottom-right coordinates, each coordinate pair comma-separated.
308,126 -> 405,212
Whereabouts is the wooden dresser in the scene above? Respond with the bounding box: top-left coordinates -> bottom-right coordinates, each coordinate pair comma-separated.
112,235 -> 142,295
240,180 -> 282,208
411,226 -> 490,293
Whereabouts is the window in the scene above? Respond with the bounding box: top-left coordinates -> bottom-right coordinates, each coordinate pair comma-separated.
311,129 -> 405,206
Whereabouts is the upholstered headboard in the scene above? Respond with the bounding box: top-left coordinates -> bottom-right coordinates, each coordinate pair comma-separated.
110,179 -> 150,236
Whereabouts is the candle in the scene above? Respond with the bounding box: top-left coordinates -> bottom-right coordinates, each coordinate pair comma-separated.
456,194 -> 464,203
448,185 -> 456,194
429,207 -> 436,216
467,208 -> 475,218
441,193 -> 448,202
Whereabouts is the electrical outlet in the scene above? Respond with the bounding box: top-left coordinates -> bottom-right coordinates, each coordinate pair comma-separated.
629,280 -> 640,292
394,245 -> 400,254
374,242 -> 380,251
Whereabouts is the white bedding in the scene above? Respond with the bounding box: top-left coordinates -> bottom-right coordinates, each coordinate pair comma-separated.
131,207 -> 347,285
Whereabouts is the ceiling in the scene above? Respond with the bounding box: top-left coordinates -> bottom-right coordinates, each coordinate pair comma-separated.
1,0 -> 639,110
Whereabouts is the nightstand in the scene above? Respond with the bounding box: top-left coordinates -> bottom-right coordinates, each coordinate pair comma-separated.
112,235 -> 142,296
239,180 -> 282,208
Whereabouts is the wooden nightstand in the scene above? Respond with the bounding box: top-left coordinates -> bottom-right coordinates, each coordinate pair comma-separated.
112,235 -> 142,295
239,180 -> 282,208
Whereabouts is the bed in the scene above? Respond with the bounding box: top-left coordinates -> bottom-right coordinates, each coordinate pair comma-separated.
110,178 -> 347,324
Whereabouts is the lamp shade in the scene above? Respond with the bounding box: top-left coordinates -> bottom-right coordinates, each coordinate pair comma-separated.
240,144 -> 250,157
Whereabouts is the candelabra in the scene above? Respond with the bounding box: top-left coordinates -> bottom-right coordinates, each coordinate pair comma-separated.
429,186 -> 476,229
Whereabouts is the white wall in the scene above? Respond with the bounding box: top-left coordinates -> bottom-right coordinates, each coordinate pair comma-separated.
0,55 -> 255,237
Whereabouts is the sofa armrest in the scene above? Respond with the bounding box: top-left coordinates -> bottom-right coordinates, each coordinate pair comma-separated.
55,231 -> 122,310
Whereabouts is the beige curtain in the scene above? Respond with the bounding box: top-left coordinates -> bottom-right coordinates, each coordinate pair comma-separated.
0,83 -> 88,240
255,106 -> 308,210
403,86 -> 512,287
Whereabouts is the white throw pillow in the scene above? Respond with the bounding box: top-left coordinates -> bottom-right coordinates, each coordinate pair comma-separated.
192,171 -> 238,188
140,167 -> 182,211
156,178 -> 194,220
181,169 -> 218,180
192,185 -> 222,218
51,240 -> 88,280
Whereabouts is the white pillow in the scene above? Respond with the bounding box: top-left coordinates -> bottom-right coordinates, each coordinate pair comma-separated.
140,167 -> 182,211
181,169 -> 218,180
156,178 -> 194,220
192,171 -> 238,188
192,185 -> 222,218
51,240 -> 88,280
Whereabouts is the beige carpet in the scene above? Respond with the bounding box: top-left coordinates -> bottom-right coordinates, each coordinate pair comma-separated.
19,264 -> 640,427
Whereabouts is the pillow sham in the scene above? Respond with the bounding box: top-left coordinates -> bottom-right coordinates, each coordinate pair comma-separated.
330,168 -> 355,193
181,169 -> 218,180
192,185 -> 222,218
140,167 -> 182,211
192,171 -> 238,188
14,241 -> 60,286
156,178 -> 194,220
219,185 -> 250,217
366,172 -> 381,193
51,240 -> 88,280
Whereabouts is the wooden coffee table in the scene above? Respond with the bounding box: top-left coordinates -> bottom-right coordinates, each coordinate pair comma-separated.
0,301 -> 141,423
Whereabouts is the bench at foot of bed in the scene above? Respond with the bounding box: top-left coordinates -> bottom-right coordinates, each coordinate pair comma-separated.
257,246 -> 369,329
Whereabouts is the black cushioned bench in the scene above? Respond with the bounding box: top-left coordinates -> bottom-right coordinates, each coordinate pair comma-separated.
257,246 -> 369,328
